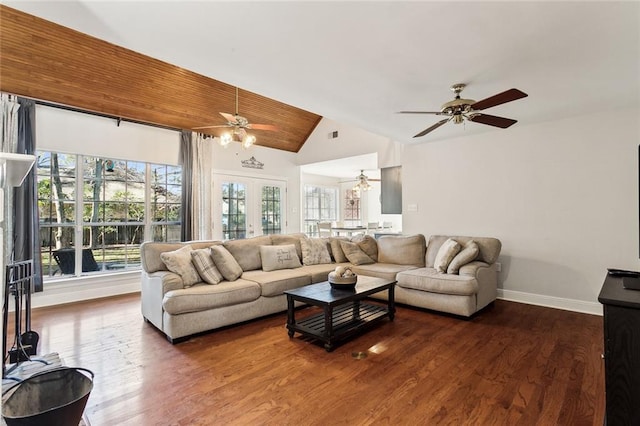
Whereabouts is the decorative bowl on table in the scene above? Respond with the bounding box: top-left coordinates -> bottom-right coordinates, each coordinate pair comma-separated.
328,269 -> 357,290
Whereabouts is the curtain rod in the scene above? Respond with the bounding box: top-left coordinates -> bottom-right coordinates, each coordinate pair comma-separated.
30,98 -> 182,133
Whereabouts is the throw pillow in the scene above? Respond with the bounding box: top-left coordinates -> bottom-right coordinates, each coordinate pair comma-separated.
270,234 -> 304,262
160,245 -> 201,288
339,240 -> 375,265
210,245 -> 243,281
329,237 -> 349,263
351,234 -> 378,262
300,237 -> 332,265
434,238 -> 461,273
447,240 -> 480,274
190,248 -> 224,285
260,244 -> 302,272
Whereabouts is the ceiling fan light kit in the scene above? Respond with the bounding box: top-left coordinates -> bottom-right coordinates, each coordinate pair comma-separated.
353,170 -> 373,193
399,83 -> 528,138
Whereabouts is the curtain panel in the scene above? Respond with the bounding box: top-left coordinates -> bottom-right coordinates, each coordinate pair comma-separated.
179,130 -> 193,241
179,132 -> 213,242
1,93 -> 20,153
13,98 -> 43,291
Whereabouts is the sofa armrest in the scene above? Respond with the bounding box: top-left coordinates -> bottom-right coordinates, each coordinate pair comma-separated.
458,261 -> 490,277
459,261 -> 498,310
141,271 -> 184,331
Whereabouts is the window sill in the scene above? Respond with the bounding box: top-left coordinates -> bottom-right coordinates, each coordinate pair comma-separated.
33,270 -> 140,309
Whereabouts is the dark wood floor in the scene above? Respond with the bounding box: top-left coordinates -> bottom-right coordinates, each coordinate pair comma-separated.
6,294 -> 605,425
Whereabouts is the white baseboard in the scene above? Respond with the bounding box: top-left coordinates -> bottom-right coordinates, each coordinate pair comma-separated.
27,272 -> 141,310
497,288 -> 603,316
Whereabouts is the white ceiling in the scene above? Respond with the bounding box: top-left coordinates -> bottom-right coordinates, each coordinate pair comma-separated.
6,1 -> 640,150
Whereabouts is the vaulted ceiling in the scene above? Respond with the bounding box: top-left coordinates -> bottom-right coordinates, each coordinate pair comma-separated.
0,5 -> 321,152
2,2 -> 639,151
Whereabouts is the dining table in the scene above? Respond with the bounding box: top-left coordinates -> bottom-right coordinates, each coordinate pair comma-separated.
330,226 -> 371,237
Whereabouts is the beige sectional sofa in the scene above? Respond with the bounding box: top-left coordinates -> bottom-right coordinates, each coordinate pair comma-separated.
140,233 -> 501,343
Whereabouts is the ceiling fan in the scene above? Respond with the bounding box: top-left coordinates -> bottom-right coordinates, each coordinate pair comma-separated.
193,87 -> 278,148
398,84 -> 528,138
339,170 -> 381,192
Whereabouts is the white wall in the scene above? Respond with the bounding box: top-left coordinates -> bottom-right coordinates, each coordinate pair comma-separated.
37,105 -> 180,164
297,117 -> 404,169
402,107 -> 640,314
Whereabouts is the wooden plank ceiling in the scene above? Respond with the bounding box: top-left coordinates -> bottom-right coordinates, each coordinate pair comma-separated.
0,5 -> 321,152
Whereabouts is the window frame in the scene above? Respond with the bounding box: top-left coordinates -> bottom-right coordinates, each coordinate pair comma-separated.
37,150 -> 182,280
303,184 -> 338,236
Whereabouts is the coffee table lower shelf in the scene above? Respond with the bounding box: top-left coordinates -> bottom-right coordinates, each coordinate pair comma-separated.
288,303 -> 390,351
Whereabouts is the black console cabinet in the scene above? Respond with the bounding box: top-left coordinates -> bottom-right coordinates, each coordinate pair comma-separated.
598,274 -> 640,426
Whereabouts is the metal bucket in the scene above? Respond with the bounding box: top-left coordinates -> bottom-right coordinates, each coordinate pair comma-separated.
2,367 -> 94,426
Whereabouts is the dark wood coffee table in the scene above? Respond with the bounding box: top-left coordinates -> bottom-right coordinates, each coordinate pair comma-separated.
284,275 -> 395,352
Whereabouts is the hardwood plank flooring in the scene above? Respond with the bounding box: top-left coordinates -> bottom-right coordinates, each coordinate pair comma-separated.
5,294 -> 605,425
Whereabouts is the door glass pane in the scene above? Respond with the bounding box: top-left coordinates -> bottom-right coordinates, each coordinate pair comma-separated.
222,182 -> 247,240
262,185 -> 281,235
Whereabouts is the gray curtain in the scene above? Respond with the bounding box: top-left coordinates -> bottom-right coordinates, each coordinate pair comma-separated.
179,130 -> 193,242
13,98 -> 43,291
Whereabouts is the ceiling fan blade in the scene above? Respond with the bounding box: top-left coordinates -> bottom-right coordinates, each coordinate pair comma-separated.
192,124 -> 231,130
469,113 -> 517,128
471,88 -> 528,111
413,118 -> 450,138
220,112 -> 239,124
249,124 -> 278,131
398,111 -> 448,115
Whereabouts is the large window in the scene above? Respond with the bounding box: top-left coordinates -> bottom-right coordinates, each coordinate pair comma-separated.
303,185 -> 338,236
37,151 -> 181,279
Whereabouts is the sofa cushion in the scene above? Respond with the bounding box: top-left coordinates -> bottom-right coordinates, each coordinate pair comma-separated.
210,245 -> 244,281
190,248 -> 224,284
426,236 -> 502,267
350,235 -> 378,262
447,240 -> 479,274
351,263 -> 418,282
160,245 -> 201,288
224,235 -> 272,271
329,237 -> 349,263
300,237 -> 332,265
397,268 -> 478,296
242,269 -> 311,297
300,263 -> 349,283
260,244 -> 302,272
162,280 -> 262,315
271,233 -> 305,261
377,234 -> 426,267
434,238 -> 461,273
339,241 -> 375,265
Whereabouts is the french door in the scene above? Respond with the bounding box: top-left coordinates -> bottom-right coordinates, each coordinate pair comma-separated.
213,174 -> 287,240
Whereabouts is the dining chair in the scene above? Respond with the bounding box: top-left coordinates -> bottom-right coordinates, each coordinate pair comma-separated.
318,222 -> 333,238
